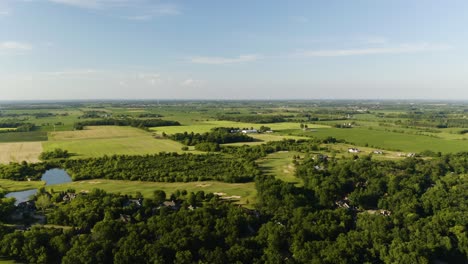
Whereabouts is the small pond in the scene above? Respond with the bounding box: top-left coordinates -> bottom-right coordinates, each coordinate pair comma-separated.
5,169 -> 72,205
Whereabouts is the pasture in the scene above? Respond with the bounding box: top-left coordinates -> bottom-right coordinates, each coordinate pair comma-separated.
47,180 -> 257,206
0,179 -> 45,193
0,142 -> 43,164
257,151 -> 303,186
43,126 -> 188,158
288,126 -> 468,153
150,120 -> 329,135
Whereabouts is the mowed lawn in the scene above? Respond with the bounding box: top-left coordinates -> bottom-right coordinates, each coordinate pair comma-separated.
43,126 -> 187,158
0,179 -> 45,193
47,180 -> 257,207
289,127 -> 468,153
0,142 -> 43,164
150,121 -> 329,135
257,151 -> 303,186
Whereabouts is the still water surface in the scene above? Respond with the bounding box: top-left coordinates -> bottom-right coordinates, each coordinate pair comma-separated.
5,169 -> 72,205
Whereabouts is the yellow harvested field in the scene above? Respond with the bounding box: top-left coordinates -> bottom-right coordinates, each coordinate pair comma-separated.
0,142 -> 43,164
48,126 -> 148,141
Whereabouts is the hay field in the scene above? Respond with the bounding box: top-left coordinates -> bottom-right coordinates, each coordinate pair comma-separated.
43,126 -> 188,158
0,142 -> 43,164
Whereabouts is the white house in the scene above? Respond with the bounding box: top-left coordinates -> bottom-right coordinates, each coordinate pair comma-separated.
241,129 -> 258,134
348,148 -> 360,153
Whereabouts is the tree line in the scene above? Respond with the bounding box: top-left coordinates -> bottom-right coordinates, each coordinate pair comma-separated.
169,127 -> 254,146
73,119 -> 180,130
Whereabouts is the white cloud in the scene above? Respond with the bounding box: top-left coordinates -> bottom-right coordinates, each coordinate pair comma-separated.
295,43 -> 451,57
190,54 -> 259,65
0,41 -> 32,55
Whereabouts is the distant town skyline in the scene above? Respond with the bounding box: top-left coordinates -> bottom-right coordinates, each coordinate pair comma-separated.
1,0 -> 467,100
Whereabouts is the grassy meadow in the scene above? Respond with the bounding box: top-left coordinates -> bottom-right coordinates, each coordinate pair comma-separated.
257,151 -> 304,186
47,180 -> 257,206
43,126 -> 189,158
287,126 -> 468,153
150,120 -> 329,135
0,179 -> 45,193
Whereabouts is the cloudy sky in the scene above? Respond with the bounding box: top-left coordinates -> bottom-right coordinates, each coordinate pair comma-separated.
1,0 -> 467,100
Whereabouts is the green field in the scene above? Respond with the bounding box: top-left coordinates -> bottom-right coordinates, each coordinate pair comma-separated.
257,151 -> 303,186
150,121 -> 329,135
47,180 -> 257,206
0,131 -> 48,143
288,127 -> 468,153
43,126 -> 189,158
0,179 -> 45,193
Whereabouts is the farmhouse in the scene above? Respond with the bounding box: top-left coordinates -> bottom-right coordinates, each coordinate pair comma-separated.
241,129 -> 258,134
348,148 -> 360,153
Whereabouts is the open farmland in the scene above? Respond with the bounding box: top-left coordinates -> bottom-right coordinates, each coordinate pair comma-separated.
0,142 -> 43,164
151,120 -> 329,135
47,180 -> 257,206
0,131 -> 48,143
288,126 -> 468,153
43,126 -> 188,158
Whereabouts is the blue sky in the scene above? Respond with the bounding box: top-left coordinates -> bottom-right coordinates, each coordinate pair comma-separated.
1,0 -> 467,100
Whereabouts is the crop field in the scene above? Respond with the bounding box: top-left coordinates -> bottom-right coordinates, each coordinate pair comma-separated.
287,127 -> 468,153
0,131 -> 48,143
43,126 -> 188,158
0,179 -> 45,193
48,126 -> 150,141
47,180 -> 257,206
0,142 -> 43,164
257,151 -> 303,186
151,120 -> 330,135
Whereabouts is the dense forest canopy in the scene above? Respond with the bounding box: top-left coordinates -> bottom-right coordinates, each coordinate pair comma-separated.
0,149 -> 466,263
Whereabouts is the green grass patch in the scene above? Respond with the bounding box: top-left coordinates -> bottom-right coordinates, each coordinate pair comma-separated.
43,126 -> 192,158
151,120 -> 329,135
0,258 -> 22,264
257,151 -> 303,186
47,180 -> 257,207
288,127 -> 468,153
0,179 -> 45,193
